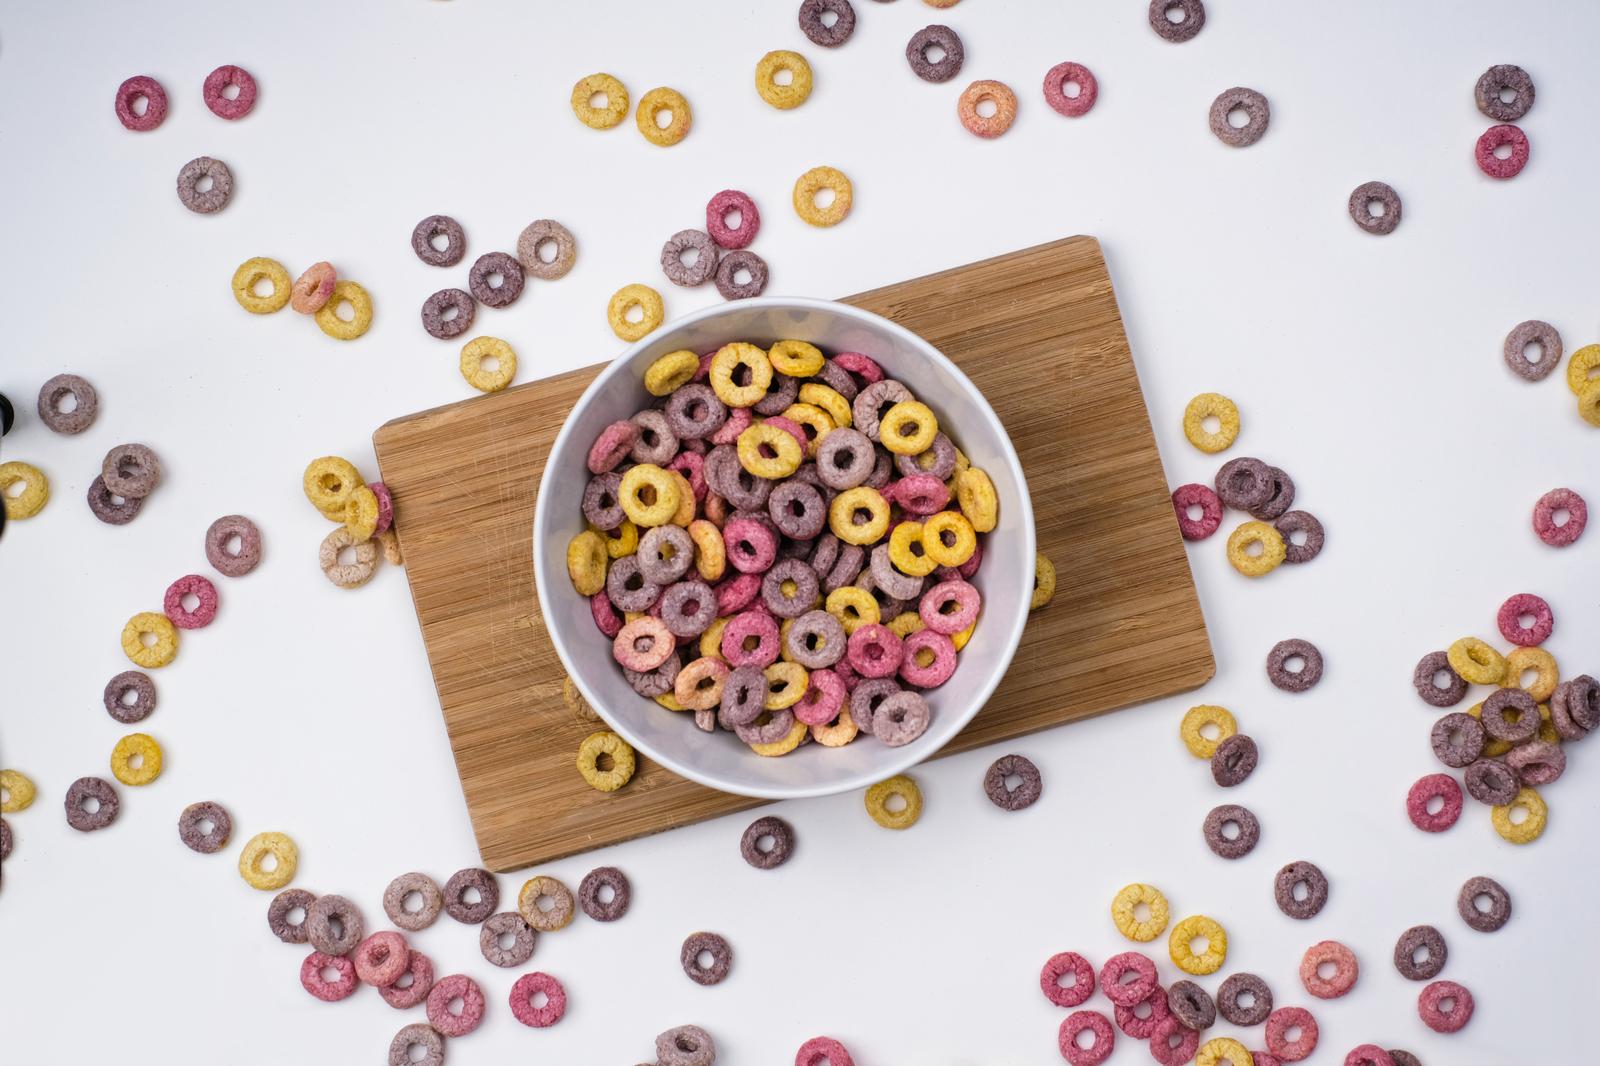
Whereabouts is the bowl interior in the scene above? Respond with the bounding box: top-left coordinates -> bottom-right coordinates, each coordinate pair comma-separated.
534,298 -> 1035,798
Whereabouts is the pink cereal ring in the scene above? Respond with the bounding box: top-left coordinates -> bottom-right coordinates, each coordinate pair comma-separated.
508,971 -> 567,1028
893,474 -> 952,516
378,949 -> 434,1009
670,451 -> 708,501
1344,1047 -> 1395,1066
299,950 -> 359,1002
1059,1010 -> 1115,1066
614,616 -> 676,671
846,623 -> 904,679
1044,62 -> 1099,118
1300,940 -> 1359,999
426,973 -> 486,1037
919,579 -> 980,635
721,609 -> 781,668
1266,1006 -> 1319,1061
1497,592 -> 1553,646
706,189 -> 761,250
115,75 -> 169,132
1113,984 -> 1168,1039
369,481 -> 395,536
1149,1015 -> 1199,1066
1475,124 -> 1529,180
587,420 -> 640,474
793,666 -> 846,725
833,656 -> 861,692
291,261 -> 338,314
353,931 -> 410,987
899,629 -> 957,688
591,591 -> 624,638
714,572 -> 762,615
1417,979 -> 1473,1034
796,1037 -> 855,1066
723,517 -> 779,574
1532,487 -> 1586,546
1099,951 -> 1158,1007
1172,483 -> 1224,541
694,351 -> 716,382
763,415 -> 808,453
1039,951 -> 1096,1008
163,574 -> 219,629
1406,773 -> 1463,833
203,64 -> 258,120
833,352 -> 884,385
711,406 -> 754,446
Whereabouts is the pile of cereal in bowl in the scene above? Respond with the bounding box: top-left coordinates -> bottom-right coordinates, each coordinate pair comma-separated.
565,340 -> 999,756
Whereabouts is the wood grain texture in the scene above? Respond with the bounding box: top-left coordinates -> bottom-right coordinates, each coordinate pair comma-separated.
372,235 -> 1213,873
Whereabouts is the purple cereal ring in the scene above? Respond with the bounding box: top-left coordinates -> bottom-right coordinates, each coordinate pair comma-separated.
205,514 -> 262,577
722,609 -> 781,668
468,251 -> 524,308
849,677 -> 900,735
754,373 -> 801,417
639,524 -> 695,585
785,609 -> 846,669
442,867 -> 499,924
307,895 -> 365,956
906,24 -> 965,84
87,476 -> 145,526
660,580 -> 717,638
735,707 -> 796,745
509,971 -> 567,1028
614,617 -> 675,671
716,249 -> 769,300
1114,984 -> 1169,1039
1275,509 -> 1325,564
589,421 -> 640,475
1506,740 -> 1565,787
1475,124 -> 1529,180
768,481 -> 827,540
855,569 -> 910,621
669,451 -> 708,501
1551,680 -> 1592,741
626,653 -> 682,697
815,359 -> 860,401
591,591 -> 623,639
203,64 -> 258,120
706,189 -> 760,249
852,380 -> 913,442
833,656 -> 860,693
665,383 -> 728,441
1211,733 -> 1258,786
1532,487 -> 1586,547
816,427 -> 876,489
661,228 -> 719,288
723,517 -> 779,574
1479,688 -> 1538,743
869,545 -> 925,601
873,690 -> 930,746
1555,674 -> 1600,733
104,669 -> 157,723
1044,61 -> 1098,118
1215,457 -> 1274,510
718,664 -> 769,727
1041,951 -> 1096,1008
895,432 -> 957,481
268,888 -> 316,945
64,776 -> 119,832
866,448 -> 894,490
919,579 -> 979,635
421,287 -> 475,340
1172,483 -> 1223,541
300,951 -> 359,1002
1216,972 -> 1273,1026
379,951 -> 435,1009
162,574 -> 218,629
1413,650 -> 1468,708
1496,592 -> 1553,646
1266,638 -> 1322,693
354,931 -> 411,987
177,800 -> 232,853
1406,773 -> 1463,832
714,572 -> 762,615
892,474 -> 951,516
1503,319 -> 1562,381
846,623 -> 904,679
426,973 -> 486,1037
1417,980 -> 1473,1033
630,409 -> 680,465
115,75 -> 168,131
793,666 -> 846,725
1463,758 -> 1518,805
390,1024 -> 442,1066
899,629 -> 956,688
583,472 -> 626,530
823,544 -> 866,593
711,406 -> 753,446
1249,466 -> 1296,520
606,555 -> 661,613
706,445 -> 772,509
1100,952 -> 1159,1007
809,533 -> 842,578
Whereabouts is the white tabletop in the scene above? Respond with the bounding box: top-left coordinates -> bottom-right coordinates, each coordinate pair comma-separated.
2,1 -> 1596,1062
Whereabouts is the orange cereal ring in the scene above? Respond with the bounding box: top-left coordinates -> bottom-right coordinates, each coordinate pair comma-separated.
957,79 -> 1019,138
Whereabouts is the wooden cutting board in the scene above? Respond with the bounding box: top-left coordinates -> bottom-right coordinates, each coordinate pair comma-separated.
373,235 -> 1213,873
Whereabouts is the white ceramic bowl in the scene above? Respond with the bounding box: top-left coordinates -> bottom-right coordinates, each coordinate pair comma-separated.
533,297 -> 1034,799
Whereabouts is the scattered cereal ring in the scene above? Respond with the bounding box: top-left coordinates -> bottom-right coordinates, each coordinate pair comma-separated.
1491,785 -> 1546,844
314,280 -> 373,340
1579,380 -> 1600,426
509,971 -> 567,1028
797,1037 -> 855,1066
1216,973 -> 1272,1027
681,930 -> 734,985
571,72 -> 628,129
576,730 -> 636,792
1060,1010 -> 1116,1065
1171,483 -> 1222,541
636,86 -> 692,146
1275,509 -> 1324,563
1458,875 -> 1511,932
290,261 -> 337,314
715,248 -> 770,301
0,769 -> 36,813
906,24 -> 964,83
1447,637 -> 1505,685
1100,952 -> 1159,1006
1347,180 -> 1402,235
0,461 -> 48,519
421,287 -> 474,340
517,218 -> 577,280
1566,343 -> 1600,395
1265,1006 -> 1318,1061
426,974 -> 486,1036
102,443 -> 162,500
1169,915 -> 1227,975
1202,803 -> 1260,859
202,64 -> 257,120
1210,733 -> 1257,787
306,894 -> 364,957
1111,883 -> 1170,942
1476,63 -> 1534,121
469,251 -> 523,309
1044,61 -> 1098,118
865,773 -> 922,829
1496,591 -> 1552,647
304,456 -> 360,516
1417,979 -> 1473,1033
799,0 -> 855,46
354,930 -> 410,987
413,214 -> 467,267
300,950 -> 357,1002
1180,704 -> 1236,759
176,156 -> 233,214
1182,393 -> 1239,453
389,1024 -> 443,1066
238,831 -> 298,890
1226,520 -> 1286,577
1475,124 -> 1529,179
1300,940 -> 1358,999
1413,650 -> 1467,707
480,911 -> 535,967
1393,924 -> 1447,981
1266,638 -> 1322,692
658,1025 -> 718,1066
110,732 -> 163,786
1196,1038 -> 1252,1066
443,867 -> 500,924
756,49 -> 813,109
384,871 -> 444,931
1502,319 -> 1561,381
103,670 -> 156,724
1532,486 -> 1586,546
319,527 -> 379,589
121,611 -> 178,668
740,815 -> 795,870
661,230 -> 719,288
115,75 -> 168,131
1149,0 -> 1205,42
63,775 -> 118,831
36,373 -> 98,435
1040,951 -> 1096,1007
164,573 -> 219,629
1274,860 -> 1329,920
231,257 -> 290,314
793,166 -> 853,227
957,79 -> 1018,139
177,800 -> 232,853
1501,645 -> 1558,703
460,336 -> 517,393
1149,1016 -> 1199,1065
1406,774 -> 1463,833
706,189 -> 761,250
1025,551 -> 1057,610
517,875 -> 576,935
578,865 -> 632,921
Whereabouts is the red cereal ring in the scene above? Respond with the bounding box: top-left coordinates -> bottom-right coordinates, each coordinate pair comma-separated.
115,75 -> 168,132
796,1037 -> 855,1066
1058,1010 -> 1115,1065
1532,487 -> 1586,546
508,971 -> 567,1028
1300,940 -> 1359,999
1496,592 -> 1553,646
1040,951 -> 1096,1007
202,64 -> 259,120
1265,1006 -> 1319,1061
832,352 -> 884,386
1406,773 -> 1463,833
299,950 -> 359,1002
1099,951 -> 1159,1007
792,666 -> 846,725
591,591 -> 623,639
1417,979 -> 1474,1033
714,572 -> 762,615
1172,483 -> 1223,540
162,574 -> 219,629
1475,124 -> 1529,180
1043,61 -> 1098,118
613,616 -> 676,671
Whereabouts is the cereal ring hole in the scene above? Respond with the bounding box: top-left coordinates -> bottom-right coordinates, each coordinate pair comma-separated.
1425,794 -> 1446,815
1199,413 -> 1222,434
78,794 -> 101,815
319,964 -> 343,984
914,646 -> 936,668
1282,1024 -> 1304,1044
1290,880 -> 1310,903
722,208 -> 745,232
1507,802 -> 1530,825
1315,960 -> 1337,980
438,302 -> 462,323
5,481 -> 25,500
1072,1028 -> 1100,1051
810,186 -> 837,211
126,751 -> 145,770
587,89 -> 611,111
1233,988 -> 1257,1010
1188,934 -> 1210,955
1218,819 -> 1241,841
284,903 -> 308,927
1519,339 -> 1545,365
1436,992 -> 1460,1014
1198,721 -> 1222,741
129,93 -> 151,116
401,890 -> 427,914
138,630 -> 159,649
253,850 -> 279,874
593,750 -> 616,773
335,544 -> 361,567
1162,2 -> 1190,24
730,264 -> 754,287
1430,668 -> 1454,692
771,66 -> 795,87
444,995 -> 466,1016
1130,900 -> 1153,922
251,275 -> 277,298
193,172 -> 216,194
1281,653 -> 1306,675
1130,997 -> 1155,1020
460,885 -> 483,906
1410,943 -> 1433,966
1363,196 -> 1389,219
1550,505 -> 1572,527
1471,892 -> 1494,914
882,790 -> 908,813
1493,141 -> 1514,160
52,391 -> 80,414
652,106 -> 676,130
974,97 -> 999,119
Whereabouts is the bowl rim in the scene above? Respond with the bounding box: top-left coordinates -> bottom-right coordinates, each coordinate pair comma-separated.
533,295 -> 1035,799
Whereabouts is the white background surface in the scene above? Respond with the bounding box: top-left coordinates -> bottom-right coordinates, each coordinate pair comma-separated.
1,1 -> 1596,1062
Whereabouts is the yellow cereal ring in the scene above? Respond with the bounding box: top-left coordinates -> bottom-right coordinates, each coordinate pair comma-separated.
1111,882 -> 1171,942
751,717 -> 808,756
618,464 -> 680,527
121,612 -> 178,669
575,730 -> 636,792
607,283 -> 664,342
1197,1038 -> 1253,1066
755,50 -> 813,110
655,692 -> 686,711
1502,646 -> 1559,702
1580,380 -> 1600,427
110,732 -> 163,786
1182,392 -> 1241,453
636,86 -> 692,146
1566,343 -> 1600,395
565,530 -> 609,595
764,661 -> 809,710
1169,915 -> 1227,975
571,72 -> 628,129
1031,552 -> 1057,610
780,402 -> 835,457
886,610 -> 926,639
826,586 -> 880,634
302,456 -> 362,516
0,461 -> 49,519
460,336 -> 517,393
829,486 -> 890,544
645,349 -> 700,396
314,280 -> 373,340
952,446 -> 972,474
231,256 -> 291,314
794,165 -> 853,227
1448,637 -> 1506,685
700,615 -> 730,661
889,520 -> 938,577
812,707 -> 859,747
1180,705 -> 1236,759
238,831 -> 299,891
592,518 -> 639,559
1536,703 -> 1560,746
1492,786 -> 1547,844
689,519 -> 726,581
951,622 -> 975,651
667,469 -> 696,527
1,769 -> 37,813
879,401 -> 939,455
738,423 -> 804,479
953,467 -> 999,532
709,342 -> 774,408
798,382 -> 852,428
1465,702 -> 1513,757
921,510 -> 976,568
517,875 -> 576,931
344,484 -> 380,543
864,774 -> 922,829
769,339 -> 826,377
1226,520 -> 1286,577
